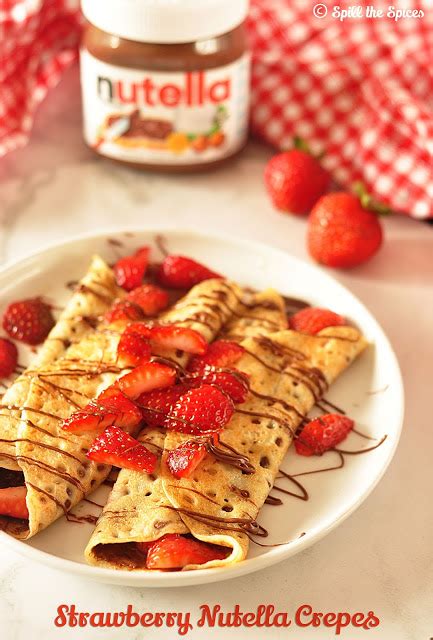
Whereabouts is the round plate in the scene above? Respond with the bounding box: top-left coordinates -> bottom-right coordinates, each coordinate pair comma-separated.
0,229 -> 404,586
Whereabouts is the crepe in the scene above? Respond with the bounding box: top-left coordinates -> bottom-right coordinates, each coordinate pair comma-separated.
0,255 -> 121,472
84,286 -> 290,568
0,255 -> 124,538
162,325 -> 367,568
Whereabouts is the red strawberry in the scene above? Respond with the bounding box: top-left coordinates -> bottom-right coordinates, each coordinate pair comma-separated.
114,246 -> 149,291
117,330 -> 151,367
186,370 -> 249,404
157,255 -> 221,289
264,146 -> 330,216
295,413 -> 354,456
2,298 -> 55,345
145,533 -> 228,569
61,387 -> 141,433
104,299 -> 144,324
289,307 -> 345,335
126,284 -> 169,316
0,486 -> 29,519
118,362 -> 176,399
137,384 -> 189,427
166,384 -> 234,435
307,192 -> 383,268
61,404 -> 117,433
0,338 -> 18,378
87,425 -> 157,473
150,325 -> 207,355
188,340 -> 244,372
166,440 -> 207,479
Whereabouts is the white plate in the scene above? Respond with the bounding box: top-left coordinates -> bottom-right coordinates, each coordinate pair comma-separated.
0,229 -> 404,587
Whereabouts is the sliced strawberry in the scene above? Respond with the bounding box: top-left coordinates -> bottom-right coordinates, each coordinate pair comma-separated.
2,298 -> 55,345
166,384 -> 234,435
61,403 -> 117,433
117,330 -> 151,367
289,307 -> 346,335
126,284 -> 169,316
150,325 -> 207,355
0,486 -> 29,519
166,440 -> 207,479
114,246 -> 149,291
0,338 -> 18,378
138,384 -> 189,427
136,540 -> 153,555
61,387 -> 142,433
186,370 -> 249,404
146,533 -> 229,569
87,425 -> 157,473
188,340 -> 244,373
104,299 -> 144,324
118,362 -> 176,399
295,413 -> 354,456
157,255 -> 221,289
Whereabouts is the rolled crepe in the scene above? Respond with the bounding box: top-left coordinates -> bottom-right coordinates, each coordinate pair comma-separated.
0,255 -> 124,538
162,325 -> 367,568
0,255 -> 122,472
85,286 -> 288,568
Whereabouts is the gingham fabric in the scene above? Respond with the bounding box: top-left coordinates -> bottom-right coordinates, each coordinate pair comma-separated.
1,0 -> 432,218
0,0 -> 81,156
248,0 -> 433,219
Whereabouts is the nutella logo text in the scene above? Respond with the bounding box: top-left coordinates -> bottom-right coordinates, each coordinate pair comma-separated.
97,72 -> 231,108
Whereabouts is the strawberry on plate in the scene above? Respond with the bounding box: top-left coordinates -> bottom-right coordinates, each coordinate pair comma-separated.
188,340 -> 244,372
118,362 -> 176,399
2,298 -> 55,345
138,384 -> 189,428
307,191 -> 383,268
289,307 -> 346,335
295,413 -> 354,456
264,141 -> 330,216
157,255 -> 221,289
166,384 -> 234,435
145,533 -> 229,569
0,338 -> 18,378
126,284 -> 169,316
186,370 -> 249,404
166,440 -> 207,479
0,486 -> 29,519
61,386 -> 142,433
87,425 -> 157,472
104,299 -> 144,324
117,330 -> 151,367
114,246 -> 149,291
150,325 -> 207,355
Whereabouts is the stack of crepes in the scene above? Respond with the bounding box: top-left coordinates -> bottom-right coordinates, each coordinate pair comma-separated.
0,256 -> 367,569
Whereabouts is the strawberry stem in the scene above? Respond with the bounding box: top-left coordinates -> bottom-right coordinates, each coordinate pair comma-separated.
293,136 -> 326,160
353,181 -> 391,216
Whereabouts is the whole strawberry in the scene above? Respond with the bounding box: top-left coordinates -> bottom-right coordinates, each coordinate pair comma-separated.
307,192 -> 383,268
2,298 -> 55,345
264,141 -> 330,215
0,338 -> 18,378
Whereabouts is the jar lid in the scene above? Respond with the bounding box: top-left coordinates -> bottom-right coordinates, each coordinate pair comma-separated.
81,0 -> 249,44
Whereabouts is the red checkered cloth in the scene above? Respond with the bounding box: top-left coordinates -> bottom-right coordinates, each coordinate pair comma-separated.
0,0 -> 81,156
1,0 -> 432,218
248,0 -> 433,219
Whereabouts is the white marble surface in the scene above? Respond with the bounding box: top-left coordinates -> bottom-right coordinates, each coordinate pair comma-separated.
0,67 -> 432,640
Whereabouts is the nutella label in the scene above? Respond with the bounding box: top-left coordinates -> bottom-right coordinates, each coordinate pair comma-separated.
80,50 -> 250,165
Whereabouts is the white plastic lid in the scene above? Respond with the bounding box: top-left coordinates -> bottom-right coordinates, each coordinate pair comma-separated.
81,0 -> 249,44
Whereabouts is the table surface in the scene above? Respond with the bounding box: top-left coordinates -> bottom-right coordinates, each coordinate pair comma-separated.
0,68 -> 432,640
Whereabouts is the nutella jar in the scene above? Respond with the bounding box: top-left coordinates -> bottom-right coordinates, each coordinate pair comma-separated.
80,0 -> 250,172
